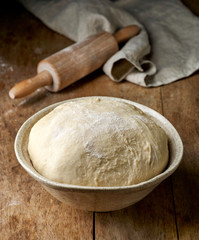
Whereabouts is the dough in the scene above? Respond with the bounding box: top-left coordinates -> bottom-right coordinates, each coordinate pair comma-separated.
28,98 -> 168,187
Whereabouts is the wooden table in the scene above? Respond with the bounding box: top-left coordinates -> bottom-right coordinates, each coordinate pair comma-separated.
1,1 -> 199,239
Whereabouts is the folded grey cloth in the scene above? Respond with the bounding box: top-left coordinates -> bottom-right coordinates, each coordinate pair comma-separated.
20,0 -> 199,87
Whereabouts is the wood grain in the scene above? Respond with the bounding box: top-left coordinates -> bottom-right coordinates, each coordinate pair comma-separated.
0,2 -> 92,240
95,179 -> 178,240
161,75 -> 199,239
95,86 -> 178,240
1,0 -> 199,239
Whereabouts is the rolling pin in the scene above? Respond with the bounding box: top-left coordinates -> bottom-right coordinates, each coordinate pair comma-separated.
9,25 -> 140,99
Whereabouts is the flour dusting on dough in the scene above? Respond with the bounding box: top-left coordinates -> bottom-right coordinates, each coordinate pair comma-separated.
28,98 -> 169,187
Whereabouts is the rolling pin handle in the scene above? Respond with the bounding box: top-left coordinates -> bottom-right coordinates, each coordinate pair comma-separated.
8,25 -> 140,99
9,70 -> 53,99
114,25 -> 140,44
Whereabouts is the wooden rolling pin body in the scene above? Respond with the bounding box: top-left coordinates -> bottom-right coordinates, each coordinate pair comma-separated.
9,25 -> 140,98
38,32 -> 118,92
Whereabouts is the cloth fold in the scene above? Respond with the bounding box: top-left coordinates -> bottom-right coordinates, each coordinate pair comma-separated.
20,0 -> 199,87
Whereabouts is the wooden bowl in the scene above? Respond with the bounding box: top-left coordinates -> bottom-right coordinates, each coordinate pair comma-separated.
15,97 -> 183,212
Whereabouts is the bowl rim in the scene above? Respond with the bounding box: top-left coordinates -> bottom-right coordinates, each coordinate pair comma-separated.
15,96 -> 183,192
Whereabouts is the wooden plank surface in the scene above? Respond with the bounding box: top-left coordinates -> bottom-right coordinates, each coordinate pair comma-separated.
95,87 -> 178,240
161,76 -> 199,239
1,1 -> 199,239
0,2 -> 93,240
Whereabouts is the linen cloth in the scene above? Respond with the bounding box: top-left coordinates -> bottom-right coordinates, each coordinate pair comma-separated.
20,0 -> 199,87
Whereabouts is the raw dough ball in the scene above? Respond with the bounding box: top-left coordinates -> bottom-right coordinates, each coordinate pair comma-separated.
28,98 -> 168,187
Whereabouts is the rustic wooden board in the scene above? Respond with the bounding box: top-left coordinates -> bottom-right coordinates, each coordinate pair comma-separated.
1,0 -> 199,239
161,75 -> 199,239
95,86 -> 178,240
0,2 -> 93,240
95,179 -> 178,240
